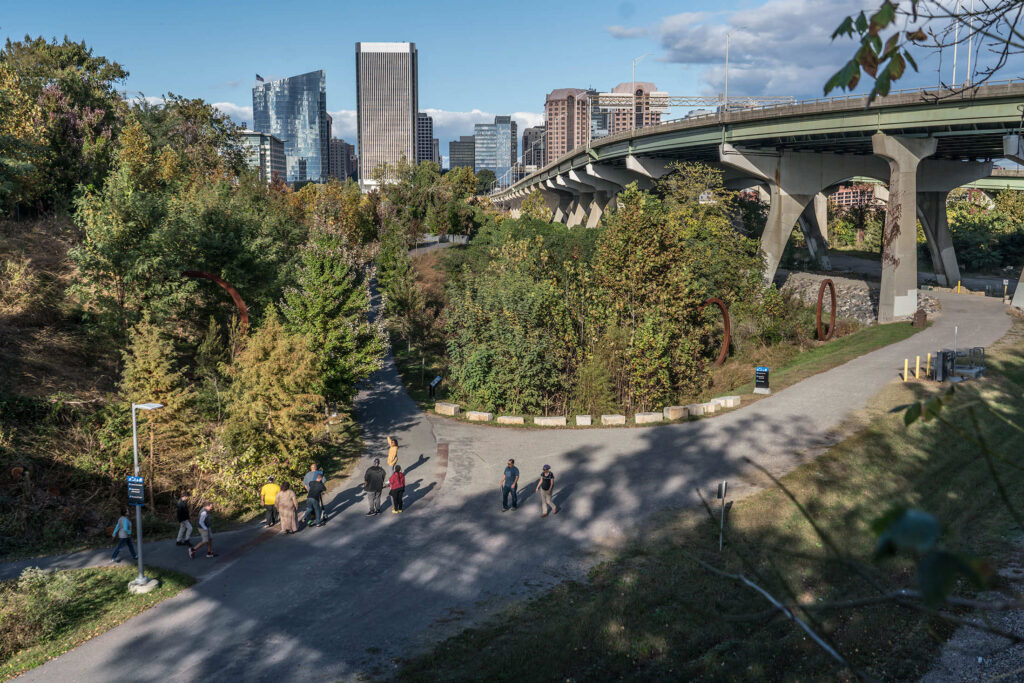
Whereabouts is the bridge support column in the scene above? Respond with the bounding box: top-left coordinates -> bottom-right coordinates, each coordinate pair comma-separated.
872,133 -> 936,322
567,192 -> 592,227
797,195 -> 831,270
585,192 -> 612,228
917,191 -> 959,287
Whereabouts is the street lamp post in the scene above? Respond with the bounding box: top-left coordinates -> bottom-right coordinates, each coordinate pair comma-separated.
724,27 -> 744,117
631,52 -> 652,133
131,402 -> 163,586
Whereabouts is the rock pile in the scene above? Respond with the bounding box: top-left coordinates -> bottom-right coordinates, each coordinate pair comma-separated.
777,271 -> 940,326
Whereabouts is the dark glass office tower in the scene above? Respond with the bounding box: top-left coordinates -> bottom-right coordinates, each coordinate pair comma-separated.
252,70 -> 329,183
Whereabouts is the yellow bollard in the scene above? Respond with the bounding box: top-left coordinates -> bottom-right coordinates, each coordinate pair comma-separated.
1005,282 -> 1009,299
926,352 -> 931,378
904,358 -> 908,382
957,280 -> 962,293
915,355 -> 920,379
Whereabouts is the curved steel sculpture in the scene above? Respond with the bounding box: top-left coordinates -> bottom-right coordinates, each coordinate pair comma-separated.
816,278 -> 837,341
181,270 -> 249,334
699,297 -> 731,367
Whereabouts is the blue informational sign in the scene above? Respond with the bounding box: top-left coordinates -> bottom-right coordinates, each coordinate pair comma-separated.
127,475 -> 144,506
754,366 -> 770,394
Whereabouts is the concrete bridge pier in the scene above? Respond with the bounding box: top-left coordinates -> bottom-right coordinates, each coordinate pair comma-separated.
872,134 -> 936,322
543,180 -> 575,223
554,175 -> 592,227
571,168 -> 623,227
797,194 -> 832,270
916,159 -> 991,287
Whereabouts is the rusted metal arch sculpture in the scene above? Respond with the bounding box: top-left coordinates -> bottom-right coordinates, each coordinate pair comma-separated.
181,270 -> 249,334
816,278 -> 837,341
699,297 -> 731,367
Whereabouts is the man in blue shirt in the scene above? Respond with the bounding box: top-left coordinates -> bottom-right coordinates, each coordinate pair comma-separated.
500,458 -> 520,511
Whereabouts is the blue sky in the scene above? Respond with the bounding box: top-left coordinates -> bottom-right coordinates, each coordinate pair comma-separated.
2,0 -> 981,161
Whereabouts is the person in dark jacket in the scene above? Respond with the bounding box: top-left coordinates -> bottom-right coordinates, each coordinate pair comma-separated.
175,492 -> 192,546
304,473 -> 327,527
389,465 -> 406,514
364,458 -> 387,515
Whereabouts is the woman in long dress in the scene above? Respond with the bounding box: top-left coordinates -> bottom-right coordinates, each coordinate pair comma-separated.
275,481 -> 298,533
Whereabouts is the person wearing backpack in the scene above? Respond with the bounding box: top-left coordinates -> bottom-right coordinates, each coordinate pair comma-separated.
535,464 -> 558,517
110,509 -> 137,562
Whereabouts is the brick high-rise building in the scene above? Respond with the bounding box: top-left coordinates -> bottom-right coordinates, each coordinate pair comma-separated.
328,138 -> 356,180
543,82 -> 664,163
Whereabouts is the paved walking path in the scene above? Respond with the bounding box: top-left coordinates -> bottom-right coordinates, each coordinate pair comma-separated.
11,291 -> 1012,682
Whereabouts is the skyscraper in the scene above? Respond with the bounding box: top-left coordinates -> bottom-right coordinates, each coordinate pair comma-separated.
544,88 -> 590,162
522,126 -> 546,168
252,70 -> 329,183
449,135 -> 475,169
240,130 -> 286,184
544,83 -> 664,163
474,116 -> 516,188
356,42 -> 418,191
328,138 -> 357,180
416,112 -> 434,164
432,139 -> 440,165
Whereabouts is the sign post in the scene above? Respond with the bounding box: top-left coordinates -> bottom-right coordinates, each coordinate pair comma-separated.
716,481 -> 728,551
130,402 -> 162,589
428,375 -> 442,399
754,366 -> 770,395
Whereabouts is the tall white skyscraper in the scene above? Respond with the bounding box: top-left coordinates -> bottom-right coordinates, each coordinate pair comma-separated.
355,42 -> 418,191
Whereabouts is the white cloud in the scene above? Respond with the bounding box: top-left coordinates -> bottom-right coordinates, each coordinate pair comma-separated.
213,102 -> 254,126
606,25 -> 649,39
616,0 -> 883,97
327,109 -> 358,140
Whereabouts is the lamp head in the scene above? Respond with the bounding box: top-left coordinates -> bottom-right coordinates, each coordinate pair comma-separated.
135,402 -> 164,411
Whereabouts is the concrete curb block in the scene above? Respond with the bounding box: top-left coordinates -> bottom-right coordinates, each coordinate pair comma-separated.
635,412 -> 663,424
534,416 -> 567,427
496,416 -> 524,425
434,402 -> 461,416
601,414 -> 626,425
663,405 -> 689,420
685,403 -> 706,416
466,411 -> 494,422
575,415 -> 592,426
711,395 -> 741,409
701,402 -> 718,414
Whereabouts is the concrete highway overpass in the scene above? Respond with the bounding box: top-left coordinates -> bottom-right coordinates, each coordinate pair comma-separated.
492,82 -> 1024,322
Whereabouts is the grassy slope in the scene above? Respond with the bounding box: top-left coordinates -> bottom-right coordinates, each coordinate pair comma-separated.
398,315 -> 1024,681
0,565 -> 194,680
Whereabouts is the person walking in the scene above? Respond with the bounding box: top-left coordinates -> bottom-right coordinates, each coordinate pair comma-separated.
110,509 -> 137,562
189,503 -> 217,558
175,492 -> 192,546
387,436 -> 399,471
364,458 -> 387,515
302,462 -> 326,523
500,458 -> 520,511
275,482 -> 298,534
304,473 -> 327,527
389,465 -> 406,514
536,465 -> 558,517
260,476 -> 281,528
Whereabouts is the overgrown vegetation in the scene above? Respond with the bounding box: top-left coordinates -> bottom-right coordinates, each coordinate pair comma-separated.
2,37 -> 465,557
0,565 -> 193,680
399,316 -> 1024,681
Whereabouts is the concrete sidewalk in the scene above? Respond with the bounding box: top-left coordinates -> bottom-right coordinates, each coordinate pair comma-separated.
12,291 -> 1012,683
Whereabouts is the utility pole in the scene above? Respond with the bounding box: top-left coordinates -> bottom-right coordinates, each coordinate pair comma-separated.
952,0 -> 961,86
631,53 -> 651,133
966,0 -> 976,86
724,27 -> 744,117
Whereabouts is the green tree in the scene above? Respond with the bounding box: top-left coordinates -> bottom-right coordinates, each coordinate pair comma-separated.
475,169 -> 496,195
0,64 -> 45,214
218,308 -> 325,506
281,233 -> 387,404
119,314 -> 198,505
519,191 -> 552,222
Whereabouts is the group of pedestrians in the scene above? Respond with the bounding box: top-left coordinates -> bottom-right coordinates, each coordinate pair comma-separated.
363,436 -> 407,514
500,458 -> 559,517
112,439 -> 561,563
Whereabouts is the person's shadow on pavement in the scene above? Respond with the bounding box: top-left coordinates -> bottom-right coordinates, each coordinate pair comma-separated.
404,453 -> 429,475
323,483 -> 367,518
403,479 -> 436,509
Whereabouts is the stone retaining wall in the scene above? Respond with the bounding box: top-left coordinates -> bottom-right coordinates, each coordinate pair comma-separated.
778,271 -> 940,326
434,396 -> 743,426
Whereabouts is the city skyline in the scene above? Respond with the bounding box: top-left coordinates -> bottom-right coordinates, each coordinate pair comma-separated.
5,0 -> 1000,166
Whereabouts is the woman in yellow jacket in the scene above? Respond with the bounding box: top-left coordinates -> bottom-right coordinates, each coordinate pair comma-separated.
387,435 -> 399,470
